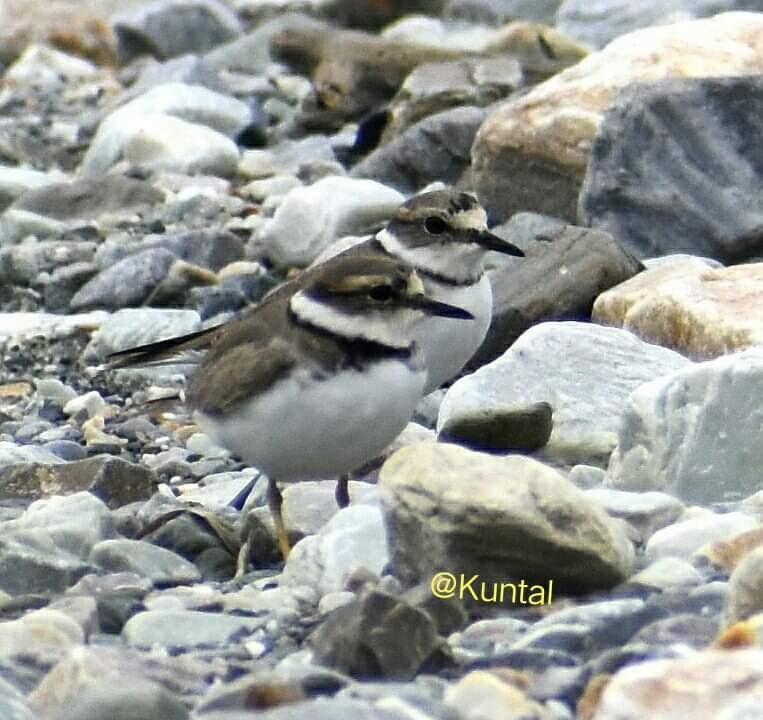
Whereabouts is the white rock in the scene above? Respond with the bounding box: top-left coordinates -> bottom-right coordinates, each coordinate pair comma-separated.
4,44 -> 96,89
63,391 -> 109,420
645,511 -> 758,562
607,348 -> 763,502
259,176 -> 403,268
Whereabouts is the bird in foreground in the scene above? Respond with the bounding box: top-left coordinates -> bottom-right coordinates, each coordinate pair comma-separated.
109,254 -> 472,572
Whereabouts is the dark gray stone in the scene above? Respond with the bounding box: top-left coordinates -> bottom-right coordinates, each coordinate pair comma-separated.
446,0 -> 563,23
310,589 -> 451,680
113,0 -> 243,63
350,106 -> 486,194
580,76 -> 763,262
473,224 -> 643,367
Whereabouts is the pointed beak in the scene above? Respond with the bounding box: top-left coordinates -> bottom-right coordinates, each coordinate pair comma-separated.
407,294 -> 474,320
472,229 -> 524,257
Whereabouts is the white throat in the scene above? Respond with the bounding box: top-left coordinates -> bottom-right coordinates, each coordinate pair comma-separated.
377,228 -> 485,283
290,292 -> 413,349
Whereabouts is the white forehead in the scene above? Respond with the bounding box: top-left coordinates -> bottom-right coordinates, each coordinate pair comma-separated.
449,206 -> 488,230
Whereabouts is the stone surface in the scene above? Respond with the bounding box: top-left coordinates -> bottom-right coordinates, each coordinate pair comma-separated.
89,539 -> 202,586
444,670 -> 550,720
474,224 -> 644,367
725,546 -> 763,624
0,455 -> 157,508
257,176 -> 403,268
383,56 -> 523,140
112,0 -> 242,62
281,505 -> 389,596
445,0 -> 564,25
471,13 -> 763,224
593,257 -> 763,358
628,557 -> 702,592
584,489 -> 684,542
380,442 -> 634,595
581,77 -> 763,263
607,348 -> 763,502
645,512 -> 758,562
351,106 -> 486,195
309,589 -> 449,680
697,525 -> 763,572
593,649 -> 763,720
440,322 -> 689,466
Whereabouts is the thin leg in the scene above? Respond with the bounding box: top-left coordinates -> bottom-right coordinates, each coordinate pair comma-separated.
269,477 -> 290,560
235,531 -> 252,580
335,473 -> 350,508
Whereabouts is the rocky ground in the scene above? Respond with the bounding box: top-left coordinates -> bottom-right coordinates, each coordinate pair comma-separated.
3,1 -> 763,719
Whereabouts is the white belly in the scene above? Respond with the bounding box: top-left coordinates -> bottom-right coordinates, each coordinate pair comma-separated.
194,358 -> 426,481
414,275 -> 492,393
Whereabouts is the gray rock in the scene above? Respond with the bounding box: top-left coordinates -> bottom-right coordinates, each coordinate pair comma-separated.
0,455 -> 157,508
0,240 -> 90,286
0,531 -> 90,595
440,322 -> 689,467
0,608 -> 84,662
197,698 -> 408,720
70,247 -> 181,311
445,0 -> 563,23
122,609 -> 262,648
629,612 -> 719,650
607,348 -> 763,502
113,0 -> 242,62
474,224 -> 643,367
309,589 -> 450,680
240,136 -> 336,180
380,442 -> 634,595
584,488 -> 684,542
84,307 -> 201,361
556,0 -> 692,48
383,57 -> 523,139
82,83 -> 251,173
350,106 -> 486,194
258,176 -> 402,268
725,546 -> 763,624
581,76 -> 763,262
281,505 -> 389,596
51,679 -> 188,720
89,539 -> 201,586
645,511 -> 758,562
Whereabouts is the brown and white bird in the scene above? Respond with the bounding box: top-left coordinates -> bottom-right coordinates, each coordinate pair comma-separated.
109,254 -> 472,572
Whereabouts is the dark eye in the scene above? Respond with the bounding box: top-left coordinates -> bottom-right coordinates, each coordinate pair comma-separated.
368,285 -> 394,301
424,216 -> 448,234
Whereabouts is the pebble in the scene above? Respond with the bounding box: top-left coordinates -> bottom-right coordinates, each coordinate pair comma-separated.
724,546 -> 763,624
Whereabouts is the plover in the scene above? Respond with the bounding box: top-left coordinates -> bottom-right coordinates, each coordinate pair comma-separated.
109,254 -> 471,570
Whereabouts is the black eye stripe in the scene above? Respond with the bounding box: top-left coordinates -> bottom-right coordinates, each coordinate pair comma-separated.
424,216 -> 449,234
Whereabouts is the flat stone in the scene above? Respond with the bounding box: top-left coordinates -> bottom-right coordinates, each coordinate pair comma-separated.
440,321 -> 689,466
725,546 -> 763,624
379,442 -> 634,596
594,649 -> 763,720
0,164 -> 67,212
628,557 -> 702,592
594,258 -> 763,358
437,402 -> 553,452
471,12 -> 763,224
89,539 -> 201,586
0,608 -> 83,662
0,441 -> 65,468
122,609 -> 262,648
645,512 -> 758,562
696,526 -> 763,572
474,224 -> 643,367
607,348 -> 763,502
